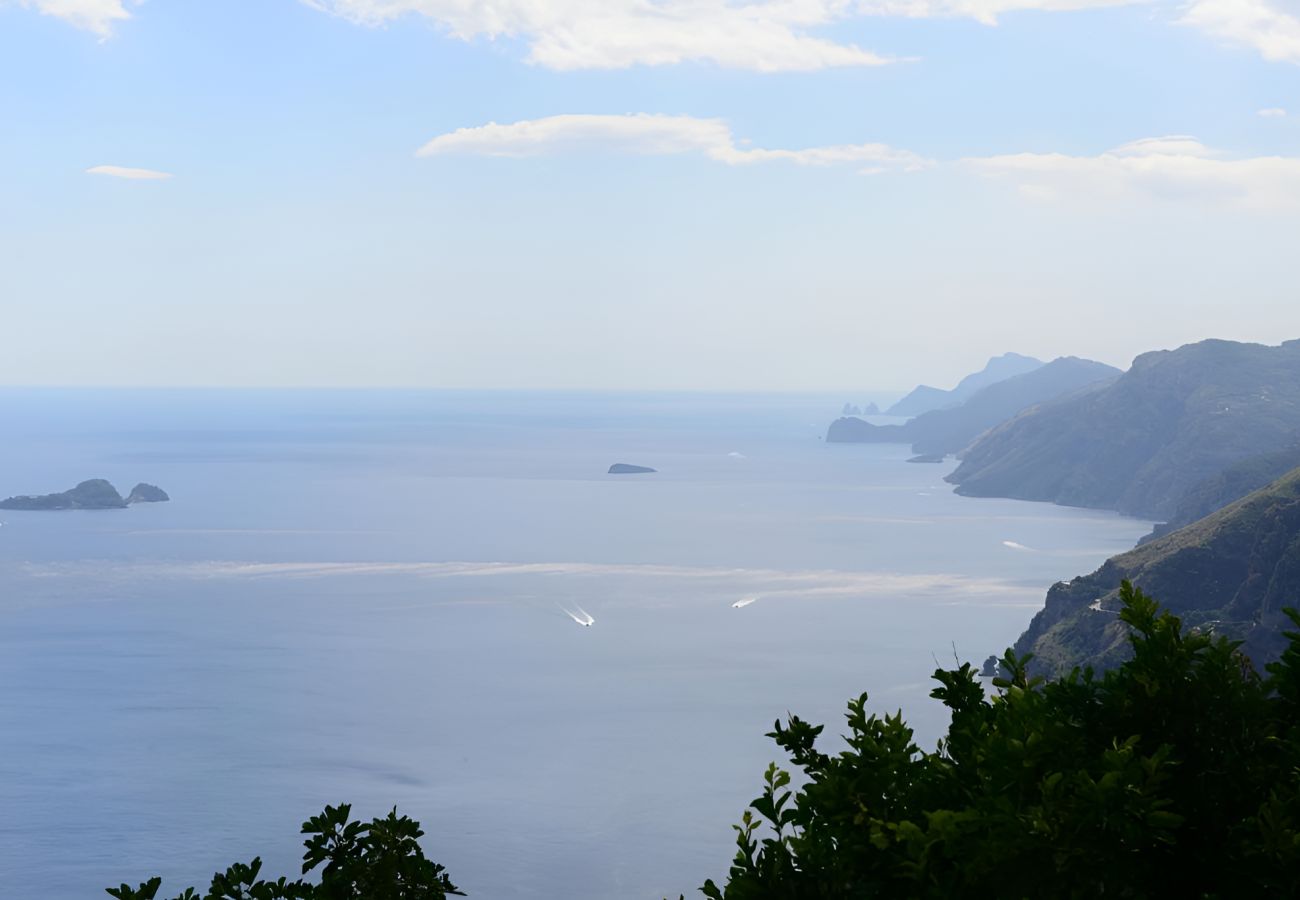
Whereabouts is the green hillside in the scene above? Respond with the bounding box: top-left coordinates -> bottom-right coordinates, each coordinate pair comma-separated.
1015,465 -> 1300,675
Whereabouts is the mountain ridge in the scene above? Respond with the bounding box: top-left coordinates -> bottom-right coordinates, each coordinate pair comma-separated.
885,352 -> 1044,417
949,339 -> 1300,520
828,357 -> 1120,456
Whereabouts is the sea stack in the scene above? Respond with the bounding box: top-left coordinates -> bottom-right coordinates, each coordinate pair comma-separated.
127,483 -> 171,504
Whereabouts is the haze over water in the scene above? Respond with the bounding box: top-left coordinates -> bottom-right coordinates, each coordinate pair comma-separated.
0,389 -> 1152,899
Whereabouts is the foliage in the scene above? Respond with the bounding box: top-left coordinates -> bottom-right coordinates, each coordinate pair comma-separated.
702,582 -> 1300,899
107,805 -> 463,900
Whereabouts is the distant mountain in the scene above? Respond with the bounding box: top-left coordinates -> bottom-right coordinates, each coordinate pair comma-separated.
1015,465 -> 1300,676
827,357 -> 1120,456
949,339 -> 1300,520
886,385 -> 951,418
886,352 -> 1044,417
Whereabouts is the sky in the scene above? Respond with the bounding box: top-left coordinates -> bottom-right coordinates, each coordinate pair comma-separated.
1,0 -> 1298,391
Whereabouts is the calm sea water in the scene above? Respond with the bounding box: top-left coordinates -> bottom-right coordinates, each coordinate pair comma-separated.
0,389 -> 1152,899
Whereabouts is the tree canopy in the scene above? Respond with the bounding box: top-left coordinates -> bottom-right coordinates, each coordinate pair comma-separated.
702,582 -> 1300,898
107,804 -> 462,900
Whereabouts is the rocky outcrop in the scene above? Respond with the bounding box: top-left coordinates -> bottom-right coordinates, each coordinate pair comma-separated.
826,418 -> 906,443
1015,465 -> 1300,675
0,479 -> 128,510
127,483 -> 170,504
0,479 -> 170,510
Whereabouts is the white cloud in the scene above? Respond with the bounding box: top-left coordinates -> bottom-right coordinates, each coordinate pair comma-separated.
1259,106 -> 1289,117
967,135 -> 1300,209
417,113 -> 931,172
304,0 -> 895,71
304,0 -> 1300,70
13,0 -> 130,37
856,0 -> 1147,26
423,119 -> 1300,209
1180,0 -> 1300,64
86,164 -> 173,180
14,0 -> 1300,69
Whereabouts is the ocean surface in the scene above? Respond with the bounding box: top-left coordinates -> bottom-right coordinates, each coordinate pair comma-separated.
0,389 -> 1153,899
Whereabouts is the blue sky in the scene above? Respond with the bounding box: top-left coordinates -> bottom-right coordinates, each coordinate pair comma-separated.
1,0 -> 1298,390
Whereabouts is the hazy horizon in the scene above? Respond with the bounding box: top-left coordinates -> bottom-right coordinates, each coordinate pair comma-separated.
1,334 -> 1296,393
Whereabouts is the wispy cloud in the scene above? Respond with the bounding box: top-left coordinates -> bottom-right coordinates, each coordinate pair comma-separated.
422,120 -> 1300,209
967,135 -> 1300,209
304,0 -> 898,71
856,0 -> 1149,26
304,0 -> 1196,71
417,113 -> 931,173
1258,106 -> 1289,117
14,0 -> 130,37
420,118 -> 1300,209
1180,0 -> 1300,64
16,0 -> 1300,68
86,164 -> 173,180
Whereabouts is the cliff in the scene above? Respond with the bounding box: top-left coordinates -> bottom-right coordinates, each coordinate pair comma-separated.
1015,465 -> 1300,675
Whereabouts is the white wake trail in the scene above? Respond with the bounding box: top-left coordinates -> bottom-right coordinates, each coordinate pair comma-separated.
561,605 -> 595,626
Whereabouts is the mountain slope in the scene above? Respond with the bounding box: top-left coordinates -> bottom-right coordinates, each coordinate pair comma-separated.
885,352 -> 1043,417
949,339 -> 1300,520
1015,465 -> 1300,675
827,357 -> 1120,455
1140,440 -> 1300,544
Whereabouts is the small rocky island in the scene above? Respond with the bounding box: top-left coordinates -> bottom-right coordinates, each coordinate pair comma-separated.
0,479 -> 170,510
608,464 -> 656,475
126,483 -> 170,504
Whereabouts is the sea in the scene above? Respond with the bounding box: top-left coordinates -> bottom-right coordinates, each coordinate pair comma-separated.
0,389 -> 1153,899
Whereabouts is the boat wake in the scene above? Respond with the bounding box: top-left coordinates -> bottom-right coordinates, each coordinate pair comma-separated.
561,605 -> 595,627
